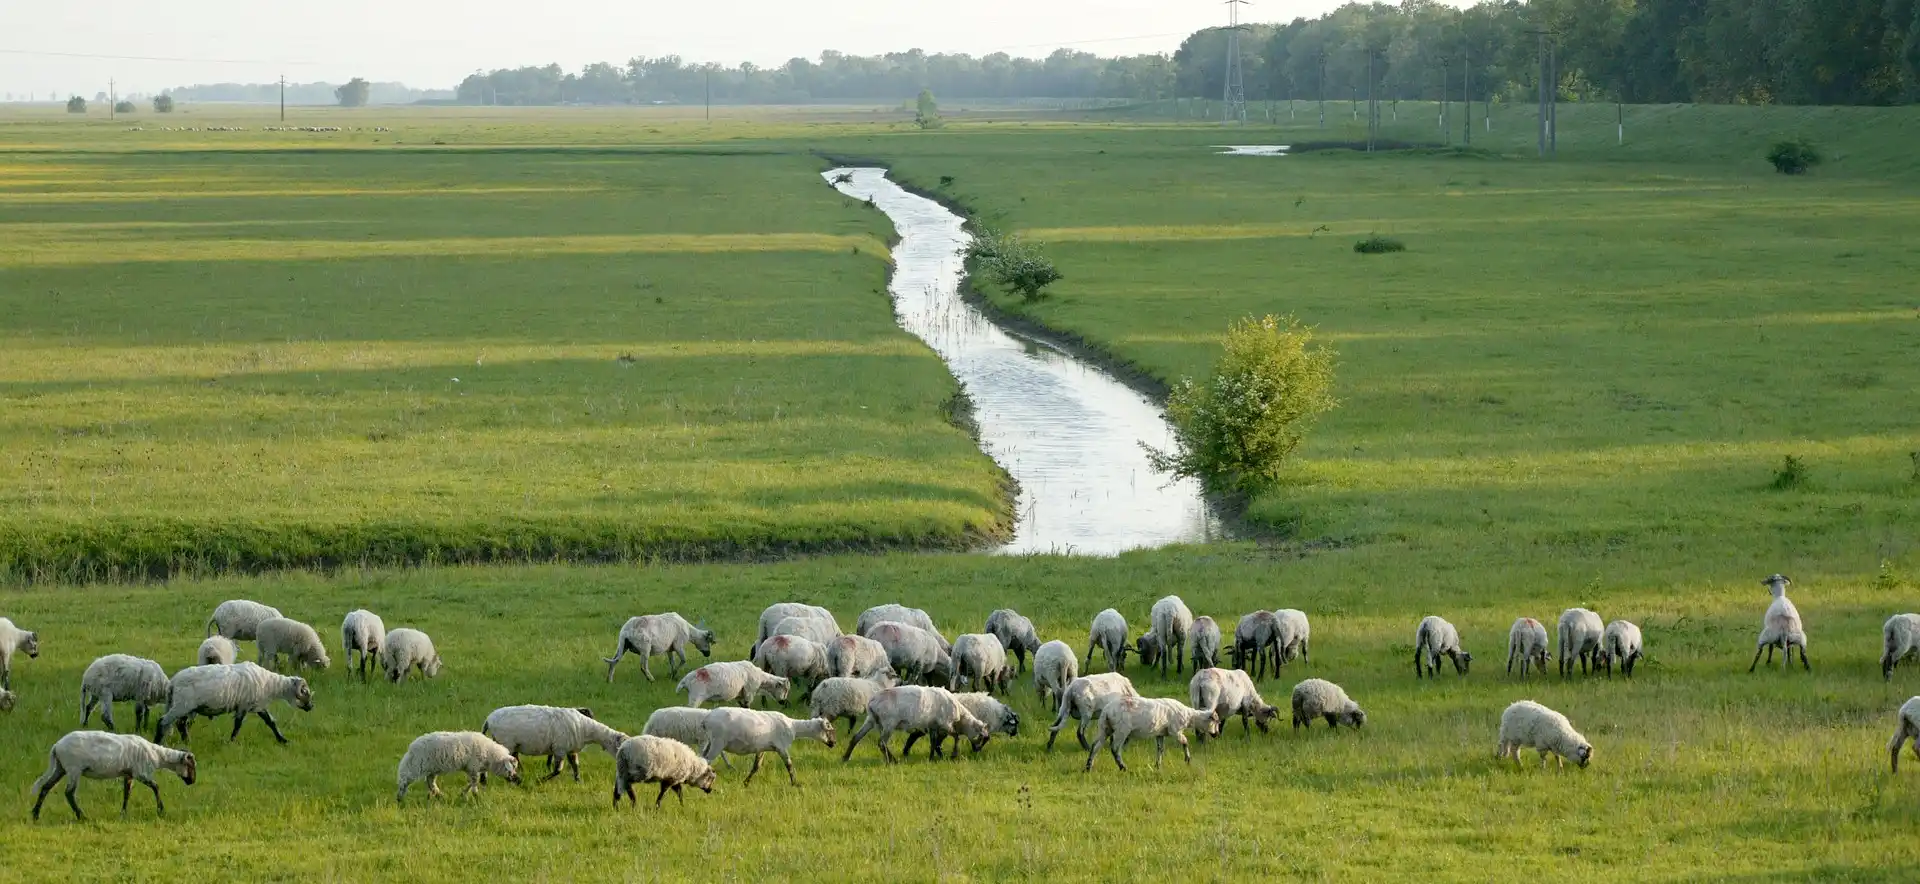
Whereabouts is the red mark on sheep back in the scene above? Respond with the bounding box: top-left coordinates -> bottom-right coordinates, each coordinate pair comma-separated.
694,670 -> 711,682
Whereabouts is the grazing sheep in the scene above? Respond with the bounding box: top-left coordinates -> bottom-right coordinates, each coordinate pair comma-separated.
1888,697 -> 1920,773
29,731 -> 196,821
825,634 -> 892,679
1150,595 -> 1196,676
1557,609 -> 1605,677
1,617 -> 40,690
203,600 -> 281,641
614,734 -> 717,807
154,662 -> 313,745
642,707 -> 727,766
1085,608 -> 1132,673
1083,695 -> 1217,772
1414,615 -> 1473,678
255,617 -> 332,673
1189,616 -> 1224,672
196,635 -> 237,667
1032,640 -> 1078,713
675,660 -> 790,708
809,673 -> 898,731
1496,700 -> 1592,769
395,731 -> 521,803
1046,672 -> 1140,751
1289,678 -> 1366,730
604,613 -> 714,682
341,610 -> 386,682
751,603 -> 839,658
840,685 -> 990,764
937,692 -> 1019,755
1274,609 -> 1312,665
949,633 -> 1012,695
1230,611 -> 1282,678
1884,614 -> 1920,679
79,654 -> 171,733
483,705 -> 628,782
1189,667 -> 1278,737
984,609 -> 1042,674
699,706 -> 836,786
1506,618 -> 1551,678
1749,574 -> 1810,672
379,627 -> 443,683
1597,620 -> 1644,678
866,621 -> 951,684
1134,632 -> 1166,672
856,604 -> 948,650
751,634 -> 831,701
771,615 -> 838,647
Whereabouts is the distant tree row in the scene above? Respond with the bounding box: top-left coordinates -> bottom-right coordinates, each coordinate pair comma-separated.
162,80 -> 452,105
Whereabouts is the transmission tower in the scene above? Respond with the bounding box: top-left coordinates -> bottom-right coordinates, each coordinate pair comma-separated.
1221,0 -> 1249,124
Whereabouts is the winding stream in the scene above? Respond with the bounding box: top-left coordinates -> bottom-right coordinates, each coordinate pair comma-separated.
825,168 -> 1221,555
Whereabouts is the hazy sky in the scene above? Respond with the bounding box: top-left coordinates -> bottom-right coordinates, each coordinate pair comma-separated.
0,0 -> 1422,97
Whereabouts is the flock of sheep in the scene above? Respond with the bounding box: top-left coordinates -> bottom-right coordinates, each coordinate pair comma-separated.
6,571 -> 1920,819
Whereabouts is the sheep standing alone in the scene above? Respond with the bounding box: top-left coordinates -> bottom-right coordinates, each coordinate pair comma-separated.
1497,700 -> 1592,769
483,705 -> 628,782
949,633 -> 1012,695
676,660 -> 790,708
1557,609 -> 1604,677
155,662 -> 314,745
341,609 -> 386,682
395,731 -> 521,803
1,617 -> 40,690
80,654 -> 171,733
751,603 -> 839,658
866,621 -> 951,684
1085,608 -> 1132,673
1888,697 -> 1920,772
840,685 -> 990,764
1046,672 -> 1140,751
204,600 -> 281,641
1597,620 -> 1644,678
1749,574 -> 1810,672
1506,618 -> 1551,678
1149,595 -> 1196,677
256,617 -> 332,672
1190,616 -> 1223,672
1414,616 -> 1473,678
699,706 -> 836,785
751,634 -> 831,701
984,609 -> 1042,674
614,734 -> 717,807
809,673 -> 898,731
1083,695 -> 1217,772
379,627 -> 443,683
1189,667 -> 1278,737
1231,611 -> 1282,678
826,634 -> 892,679
1884,615 -> 1920,679
1032,640 -> 1078,713
30,731 -> 196,820
604,613 -> 714,682
1290,678 -> 1366,730
1274,609 -> 1312,665
197,635 -> 237,666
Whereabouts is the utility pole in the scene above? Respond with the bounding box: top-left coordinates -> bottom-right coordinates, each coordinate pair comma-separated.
1617,100 -> 1624,145
1438,57 -> 1450,145
705,69 -> 711,121
1548,39 -> 1558,155
1463,45 -> 1472,147
1317,51 -> 1327,129
1366,49 -> 1376,152
1530,29 -> 1549,157
109,78 -> 115,119
1221,0 -> 1249,125
279,74 -> 285,122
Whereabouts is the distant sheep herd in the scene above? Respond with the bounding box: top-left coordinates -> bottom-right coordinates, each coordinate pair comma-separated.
4,572 -> 1917,819
119,126 -> 390,134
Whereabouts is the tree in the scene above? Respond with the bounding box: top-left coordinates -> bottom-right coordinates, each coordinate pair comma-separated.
65,96 -> 87,114
152,95 -> 175,113
335,78 -> 371,107
114,100 -> 136,114
914,88 -> 943,129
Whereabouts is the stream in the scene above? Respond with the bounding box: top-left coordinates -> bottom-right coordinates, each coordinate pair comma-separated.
824,168 -> 1221,555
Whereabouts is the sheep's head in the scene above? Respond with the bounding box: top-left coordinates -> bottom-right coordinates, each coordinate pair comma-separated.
766,676 -> 792,703
1192,709 -> 1221,735
423,654 -> 444,679
869,668 -> 899,688
1002,709 -> 1020,738
494,756 -> 523,785
1573,742 -> 1593,768
1763,574 -> 1792,595
692,627 -> 715,656
173,752 -> 198,785
812,718 -> 837,748
576,707 -> 596,719
692,764 -> 718,793
289,678 -> 314,711
1339,706 -> 1367,728
309,651 -> 332,670
22,632 -> 38,658
1251,703 -> 1280,733
956,711 -> 991,741
1135,634 -> 1162,666
1452,651 -> 1474,674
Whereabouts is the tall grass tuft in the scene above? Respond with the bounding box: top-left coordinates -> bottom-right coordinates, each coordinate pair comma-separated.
1354,234 -> 1406,254
1770,454 -> 1811,490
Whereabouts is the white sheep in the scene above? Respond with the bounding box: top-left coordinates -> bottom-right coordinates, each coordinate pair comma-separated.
866,621 -> 951,684
840,685 -> 990,764
155,662 -> 313,745
1506,617 -> 1551,678
1884,614 -> 1920,680
1496,700 -> 1592,769
1189,667 -> 1278,737
256,617 -> 332,672
29,730 -> 196,820
1750,574 -> 1809,672
1414,615 -> 1473,678
203,600 -> 282,641
984,609 -> 1042,673
1888,697 -> 1920,772
1289,678 -> 1366,730
1274,609 -> 1312,664
379,627 -> 443,683
614,734 -> 717,807
341,609 -> 386,682
1149,595 -> 1196,676
483,705 -> 628,782
1,616 -> 41,690
949,633 -> 1011,695
1032,639 -> 1078,713
604,613 -> 714,682
699,706 -> 836,785
940,692 -> 1019,755
751,634 -> 831,701
751,603 -> 840,658
771,615 -> 838,646
1189,616 -> 1223,671
1082,695 -> 1217,771
1597,620 -> 1644,678
809,673 -> 899,731
1046,672 -> 1140,751
80,654 -> 171,733
197,635 -> 237,666
395,731 -> 521,803
856,604 -> 947,650
1231,611 -> 1282,677
826,633 -> 893,679
675,660 -> 790,708
1085,608 -> 1132,673
1557,608 -> 1604,677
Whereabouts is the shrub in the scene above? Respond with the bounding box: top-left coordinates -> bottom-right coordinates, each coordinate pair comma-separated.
1354,234 -> 1406,254
66,96 -> 87,114
153,95 -> 175,113
1769,454 -> 1809,490
1144,315 -> 1339,492
915,89 -> 943,130
966,227 -> 1063,302
114,100 -> 136,114
1766,139 -> 1822,175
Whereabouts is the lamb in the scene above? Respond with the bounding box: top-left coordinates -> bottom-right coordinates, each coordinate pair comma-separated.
1083,695 -> 1217,771
1189,667 -> 1278,737
1884,614 -> 1920,679
196,635 -> 237,666
1230,611 -> 1282,678
1597,620 -> 1644,678
614,734 -> 717,807
1045,672 -> 1140,751
751,603 -> 840,658
770,615 -> 838,646
341,609 -> 386,682
1496,700 -> 1593,769
30,731 -> 196,820
79,654 -> 171,733
1557,608 -> 1605,677
255,617 -> 332,672
1414,615 -> 1473,678
1506,617 -> 1551,678
395,731 -> 521,803
1274,609 -> 1312,664
809,673 -> 899,731
483,704 -> 628,782
826,634 -> 892,679
839,685 -> 989,764
1749,574 -> 1810,672
751,634 -> 831,701
949,633 -> 1012,695
1149,595 -> 1196,676
942,692 -> 1019,754
1190,616 -> 1223,672
856,604 -> 948,650
1888,697 -> 1920,772
1,617 -> 40,690
1289,678 -> 1366,730
603,613 -> 714,682
154,662 -> 313,745
1085,608 -> 1132,673
984,609 -> 1042,674
379,627 -> 443,683
699,706 -> 836,785
866,621 -> 951,684
203,600 -> 282,641
1032,640 -> 1078,712
675,660 -> 790,708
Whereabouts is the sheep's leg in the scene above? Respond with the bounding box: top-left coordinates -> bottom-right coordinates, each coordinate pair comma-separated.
1179,733 -> 1193,764
31,761 -> 67,821
135,703 -> 149,733
1766,645 -> 1776,666
569,752 -> 582,782
1084,643 -> 1096,672
539,756 -> 565,783
121,776 -> 132,815
1076,714 -> 1093,751
902,731 -> 924,758
841,717 -> 874,762
640,646 -> 656,683
1798,644 -> 1812,672
1414,647 -> 1425,679
1748,646 -> 1766,673
1082,729 -> 1105,772
229,711 -> 247,741
258,710 -> 290,743
426,775 -> 444,799
1893,734 -> 1908,773
668,646 -> 683,679
673,783 -> 686,805
63,777 -> 85,820
877,728 -> 897,765
81,693 -> 97,727
743,753 -> 764,785
780,748 -> 798,786
1153,735 -> 1167,768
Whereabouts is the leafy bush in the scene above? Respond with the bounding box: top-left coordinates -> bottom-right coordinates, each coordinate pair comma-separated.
1770,454 -> 1810,490
114,100 -> 136,114
1354,234 -> 1406,254
1766,139 -> 1822,175
65,96 -> 87,114
915,89 -> 943,130
336,77 -> 371,108
153,95 -> 175,113
967,227 -> 1063,302
1145,315 -> 1339,492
